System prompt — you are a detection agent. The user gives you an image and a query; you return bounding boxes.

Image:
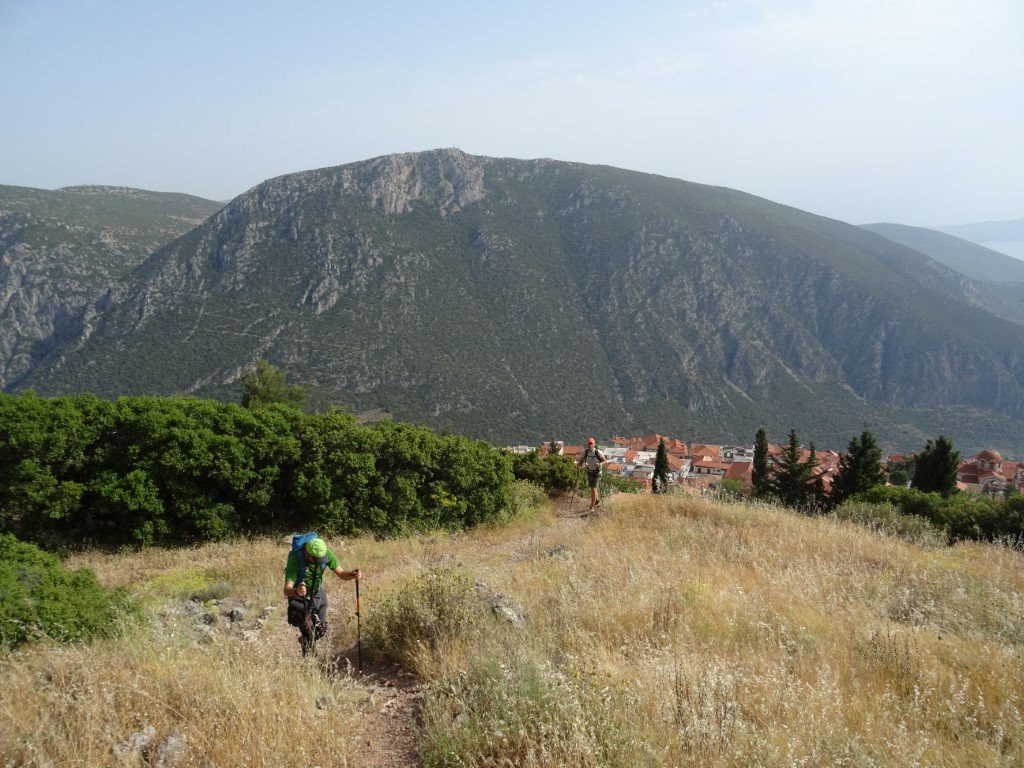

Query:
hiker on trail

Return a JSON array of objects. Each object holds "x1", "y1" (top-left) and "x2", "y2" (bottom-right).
[
  {"x1": 577, "y1": 437, "x2": 607, "y2": 511},
  {"x1": 283, "y1": 536, "x2": 360, "y2": 654}
]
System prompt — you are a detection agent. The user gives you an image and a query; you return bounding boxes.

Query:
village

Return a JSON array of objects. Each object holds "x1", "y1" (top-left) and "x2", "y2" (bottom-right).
[{"x1": 508, "y1": 435, "x2": 1024, "y2": 497}]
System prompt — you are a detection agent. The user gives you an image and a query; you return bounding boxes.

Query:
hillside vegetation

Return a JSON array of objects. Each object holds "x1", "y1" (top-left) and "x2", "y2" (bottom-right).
[
  {"x1": 17, "y1": 150, "x2": 1024, "y2": 453},
  {"x1": 0, "y1": 184, "x2": 223, "y2": 390},
  {"x1": 862, "y1": 222, "x2": 1024, "y2": 325},
  {"x1": 0, "y1": 392, "x2": 513, "y2": 549},
  {"x1": 2, "y1": 494, "x2": 1021, "y2": 767}
]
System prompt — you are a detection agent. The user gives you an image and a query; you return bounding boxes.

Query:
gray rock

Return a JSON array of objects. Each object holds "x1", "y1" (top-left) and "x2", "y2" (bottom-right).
[
  {"x1": 114, "y1": 725, "x2": 156, "y2": 762},
  {"x1": 489, "y1": 594, "x2": 526, "y2": 628},
  {"x1": 195, "y1": 625, "x2": 216, "y2": 644},
  {"x1": 154, "y1": 731, "x2": 188, "y2": 768}
]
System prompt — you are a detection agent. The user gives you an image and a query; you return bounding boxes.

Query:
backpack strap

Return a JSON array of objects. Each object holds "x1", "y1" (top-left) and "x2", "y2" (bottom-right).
[{"x1": 296, "y1": 554, "x2": 330, "y2": 593}]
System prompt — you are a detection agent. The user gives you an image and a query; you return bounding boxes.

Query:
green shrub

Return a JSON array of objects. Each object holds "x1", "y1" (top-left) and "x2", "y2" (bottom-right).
[
  {"x1": 0, "y1": 393, "x2": 516, "y2": 548},
  {"x1": 364, "y1": 568, "x2": 490, "y2": 670},
  {"x1": 602, "y1": 473, "x2": 643, "y2": 494},
  {"x1": 854, "y1": 485, "x2": 1024, "y2": 545},
  {"x1": 833, "y1": 500, "x2": 946, "y2": 547},
  {"x1": 511, "y1": 451, "x2": 578, "y2": 495},
  {"x1": 0, "y1": 534, "x2": 138, "y2": 649},
  {"x1": 507, "y1": 480, "x2": 548, "y2": 520}
]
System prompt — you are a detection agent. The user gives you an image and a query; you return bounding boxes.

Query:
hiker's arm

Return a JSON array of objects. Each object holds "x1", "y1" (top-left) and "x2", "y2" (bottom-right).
[
  {"x1": 334, "y1": 566, "x2": 361, "y2": 581},
  {"x1": 284, "y1": 580, "x2": 306, "y2": 598}
]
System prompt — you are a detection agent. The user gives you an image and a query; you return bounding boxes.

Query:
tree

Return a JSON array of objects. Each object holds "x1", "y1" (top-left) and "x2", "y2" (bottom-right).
[
  {"x1": 240, "y1": 360, "x2": 306, "y2": 410},
  {"x1": 751, "y1": 427, "x2": 771, "y2": 498},
  {"x1": 911, "y1": 435, "x2": 959, "y2": 498},
  {"x1": 652, "y1": 439, "x2": 670, "y2": 494},
  {"x1": 888, "y1": 466, "x2": 910, "y2": 487},
  {"x1": 772, "y1": 428, "x2": 815, "y2": 508},
  {"x1": 806, "y1": 443, "x2": 825, "y2": 507},
  {"x1": 718, "y1": 477, "x2": 744, "y2": 499},
  {"x1": 830, "y1": 428, "x2": 886, "y2": 506}
]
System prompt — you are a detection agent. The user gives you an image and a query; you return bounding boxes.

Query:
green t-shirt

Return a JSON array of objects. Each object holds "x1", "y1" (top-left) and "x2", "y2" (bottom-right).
[{"x1": 284, "y1": 548, "x2": 340, "y2": 594}]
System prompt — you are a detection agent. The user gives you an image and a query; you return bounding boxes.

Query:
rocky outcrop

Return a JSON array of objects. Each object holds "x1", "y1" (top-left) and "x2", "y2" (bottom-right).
[{"x1": 0, "y1": 185, "x2": 222, "y2": 388}]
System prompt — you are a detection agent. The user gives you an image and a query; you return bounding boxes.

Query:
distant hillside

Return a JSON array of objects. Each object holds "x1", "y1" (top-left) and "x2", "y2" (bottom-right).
[
  {"x1": 861, "y1": 223, "x2": 1024, "y2": 283},
  {"x1": 935, "y1": 217, "x2": 1024, "y2": 243},
  {"x1": 13, "y1": 151, "x2": 1024, "y2": 453},
  {"x1": 860, "y1": 222, "x2": 1024, "y2": 326},
  {"x1": 0, "y1": 185, "x2": 223, "y2": 389},
  {"x1": 933, "y1": 218, "x2": 1024, "y2": 263}
]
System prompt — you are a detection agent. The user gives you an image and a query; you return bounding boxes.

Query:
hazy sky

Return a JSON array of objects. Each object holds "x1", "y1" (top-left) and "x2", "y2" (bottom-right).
[{"x1": 2, "y1": 0, "x2": 1021, "y2": 226}]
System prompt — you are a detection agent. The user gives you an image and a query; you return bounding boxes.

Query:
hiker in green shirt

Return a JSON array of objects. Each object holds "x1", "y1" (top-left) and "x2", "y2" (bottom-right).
[{"x1": 283, "y1": 537, "x2": 360, "y2": 655}]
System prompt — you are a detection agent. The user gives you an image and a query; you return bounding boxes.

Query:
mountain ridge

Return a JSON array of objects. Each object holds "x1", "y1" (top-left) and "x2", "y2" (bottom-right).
[
  {"x1": 0, "y1": 183, "x2": 224, "y2": 389},
  {"x1": 9, "y1": 150, "x2": 1024, "y2": 452}
]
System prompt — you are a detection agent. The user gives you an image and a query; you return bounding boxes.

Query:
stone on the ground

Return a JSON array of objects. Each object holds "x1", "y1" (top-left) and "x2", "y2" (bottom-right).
[
  {"x1": 114, "y1": 725, "x2": 156, "y2": 762},
  {"x1": 154, "y1": 731, "x2": 188, "y2": 768}
]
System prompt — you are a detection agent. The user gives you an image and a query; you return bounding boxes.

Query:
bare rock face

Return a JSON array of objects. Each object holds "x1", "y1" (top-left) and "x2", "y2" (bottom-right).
[
  {"x1": 0, "y1": 185, "x2": 222, "y2": 389},
  {"x1": 357, "y1": 148, "x2": 487, "y2": 216}
]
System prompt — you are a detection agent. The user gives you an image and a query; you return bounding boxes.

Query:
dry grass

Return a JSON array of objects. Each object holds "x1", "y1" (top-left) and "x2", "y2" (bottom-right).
[
  {"x1": 3, "y1": 495, "x2": 1022, "y2": 766},
  {"x1": 417, "y1": 494, "x2": 1024, "y2": 767}
]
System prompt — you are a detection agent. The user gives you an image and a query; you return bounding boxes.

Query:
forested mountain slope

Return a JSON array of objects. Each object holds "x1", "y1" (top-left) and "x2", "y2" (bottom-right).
[
  {"x1": 0, "y1": 184, "x2": 223, "y2": 389},
  {"x1": 862, "y1": 222, "x2": 1024, "y2": 325},
  {"x1": 17, "y1": 151, "x2": 1024, "y2": 451}
]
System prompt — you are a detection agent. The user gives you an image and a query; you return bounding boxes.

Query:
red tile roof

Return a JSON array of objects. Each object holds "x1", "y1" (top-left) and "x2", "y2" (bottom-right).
[{"x1": 691, "y1": 444, "x2": 721, "y2": 458}]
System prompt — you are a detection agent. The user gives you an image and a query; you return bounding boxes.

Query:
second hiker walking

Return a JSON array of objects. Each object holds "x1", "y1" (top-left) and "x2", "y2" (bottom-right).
[{"x1": 577, "y1": 437, "x2": 607, "y2": 512}]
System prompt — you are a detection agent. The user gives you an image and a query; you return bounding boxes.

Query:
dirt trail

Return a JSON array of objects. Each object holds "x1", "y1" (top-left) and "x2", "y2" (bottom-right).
[{"x1": 270, "y1": 494, "x2": 592, "y2": 768}]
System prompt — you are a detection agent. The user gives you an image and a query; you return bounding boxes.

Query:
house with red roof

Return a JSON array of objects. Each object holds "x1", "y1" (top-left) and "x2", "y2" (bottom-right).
[
  {"x1": 957, "y1": 450, "x2": 1022, "y2": 496},
  {"x1": 723, "y1": 461, "x2": 752, "y2": 489}
]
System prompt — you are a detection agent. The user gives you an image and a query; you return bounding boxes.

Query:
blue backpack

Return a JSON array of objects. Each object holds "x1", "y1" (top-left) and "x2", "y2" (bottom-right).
[{"x1": 290, "y1": 531, "x2": 329, "y2": 589}]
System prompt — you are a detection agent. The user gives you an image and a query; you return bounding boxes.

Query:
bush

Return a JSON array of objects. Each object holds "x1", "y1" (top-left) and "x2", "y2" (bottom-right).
[
  {"x1": 0, "y1": 393, "x2": 517, "y2": 548},
  {"x1": 0, "y1": 534, "x2": 138, "y2": 649},
  {"x1": 602, "y1": 473, "x2": 643, "y2": 494},
  {"x1": 511, "y1": 451, "x2": 578, "y2": 495},
  {"x1": 364, "y1": 568, "x2": 491, "y2": 675},
  {"x1": 507, "y1": 480, "x2": 548, "y2": 521},
  {"x1": 833, "y1": 500, "x2": 946, "y2": 547},
  {"x1": 854, "y1": 485, "x2": 1024, "y2": 545}
]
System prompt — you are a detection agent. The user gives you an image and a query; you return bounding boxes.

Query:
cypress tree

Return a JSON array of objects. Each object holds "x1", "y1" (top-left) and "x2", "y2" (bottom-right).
[
  {"x1": 653, "y1": 438, "x2": 670, "y2": 494},
  {"x1": 806, "y1": 443, "x2": 825, "y2": 507},
  {"x1": 912, "y1": 435, "x2": 959, "y2": 497},
  {"x1": 752, "y1": 427, "x2": 771, "y2": 498},
  {"x1": 831, "y1": 428, "x2": 885, "y2": 506},
  {"x1": 772, "y1": 428, "x2": 813, "y2": 507}
]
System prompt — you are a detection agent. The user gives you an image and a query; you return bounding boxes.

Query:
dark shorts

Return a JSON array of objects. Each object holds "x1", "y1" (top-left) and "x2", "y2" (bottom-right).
[
  {"x1": 587, "y1": 469, "x2": 601, "y2": 489},
  {"x1": 287, "y1": 592, "x2": 328, "y2": 638}
]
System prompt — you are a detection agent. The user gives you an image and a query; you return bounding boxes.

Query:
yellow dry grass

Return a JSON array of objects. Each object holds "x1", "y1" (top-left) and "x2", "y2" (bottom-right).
[{"x1": 2, "y1": 495, "x2": 1022, "y2": 767}]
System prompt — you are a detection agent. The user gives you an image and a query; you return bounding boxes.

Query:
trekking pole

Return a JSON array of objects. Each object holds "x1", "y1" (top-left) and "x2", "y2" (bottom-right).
[
  {"x1": 354, "y1": 574, "x2": 362, "y2": 672},
  {"x1": 299, "y1": 583, "x2": 315, "y2": 657}
]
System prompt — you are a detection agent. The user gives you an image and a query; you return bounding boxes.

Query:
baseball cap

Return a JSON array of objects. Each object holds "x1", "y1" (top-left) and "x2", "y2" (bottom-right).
[{"x1": 305, "y1": 538, "x2": 328, "y2": 559}]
